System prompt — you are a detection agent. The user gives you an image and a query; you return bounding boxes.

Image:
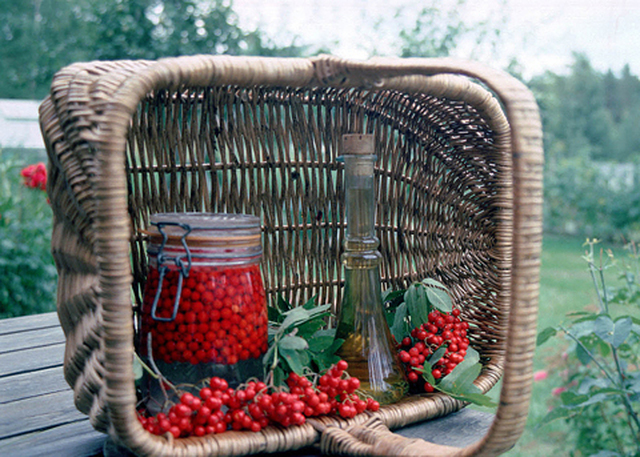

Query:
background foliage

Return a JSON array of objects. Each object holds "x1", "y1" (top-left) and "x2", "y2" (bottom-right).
[
  {"x1": 537, "y1": 241, "x2": 640, "y2": 456},
  {"x1": 529, "y1": 55, "x2": 640, "y2": 240},
  {"x1": 0, "y1": 151, "x2": 56, "y2": 318},
  {"x1": 0, "y1": 0, "x2": 308, "y2": 100}
]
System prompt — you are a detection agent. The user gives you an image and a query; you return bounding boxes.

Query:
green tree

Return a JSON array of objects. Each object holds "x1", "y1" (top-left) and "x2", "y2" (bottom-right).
[
  {"x1": 0, "y1": 0, "x2": 94, "y2": 99},
  {"x1": 530, "y1": 54, "x2": 617, "y2": 163},
  {"x1": 376, "y1": 0, "x2": 506, "y2": 59},
  {"x1": 0, "y1": 0, "x2": 305, "y2": 100},
  {"x1": 529, "y1": 53, "x2": 640, "y2": 238}
]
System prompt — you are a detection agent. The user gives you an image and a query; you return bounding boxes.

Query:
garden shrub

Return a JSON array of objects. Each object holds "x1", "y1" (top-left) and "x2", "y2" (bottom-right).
[
  {"x1": 538, "y1": 240, "x2": 640, "y2": 456},
  {"x1": 0, "y1": 150, "x2": 57, "y2": 318},
  {"x1": 544, "y1": 158, "x2": 640, "y2": 241}
]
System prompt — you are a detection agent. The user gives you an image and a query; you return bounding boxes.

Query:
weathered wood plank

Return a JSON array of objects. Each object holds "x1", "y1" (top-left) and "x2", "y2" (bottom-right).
[
  {"x1": 0, "y1": 325, "x2": 65, "y2": 355},
  {"x1": 0, "y1": 419, "x2": 104, "y2": 457},
  {"x1": 395, "y1": 408, "x2": 494, "y2": 447},
  {"x1": 0, "y1": 366, "x2": 69, "y2": 404},
  {"x1": 0, "y1": 343, "x2": 64, "y2": 378},
  {"x1": 0, "y1": 312, "x2": 60, "y2": 335},
  {"x1": 0, "y1": 389, "x2": 85, "y2": 439}
]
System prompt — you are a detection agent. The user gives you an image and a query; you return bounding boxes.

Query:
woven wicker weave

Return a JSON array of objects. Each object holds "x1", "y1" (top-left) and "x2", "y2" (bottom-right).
[{"x1": 40, "y1": 55, "x2": 543, "y2": 456}]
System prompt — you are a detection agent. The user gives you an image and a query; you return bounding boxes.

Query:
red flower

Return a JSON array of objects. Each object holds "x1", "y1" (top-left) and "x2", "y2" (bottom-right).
[
  {"x1": 533, "y1": 370, "x2": 548, "y2": 382},
  {"x1": 20, "y1": 162, "x2": 47, "y2": 191}
]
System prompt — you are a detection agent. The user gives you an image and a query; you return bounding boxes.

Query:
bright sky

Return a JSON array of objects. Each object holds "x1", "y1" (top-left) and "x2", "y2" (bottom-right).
[{"x1": 232, "y1": 0, "x2": 640, "y2": 78}]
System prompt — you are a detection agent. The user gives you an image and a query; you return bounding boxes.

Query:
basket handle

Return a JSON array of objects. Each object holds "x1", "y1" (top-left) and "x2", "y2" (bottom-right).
[{"x1": 320, "y1": 417, "x2": 462, "y2": 457}]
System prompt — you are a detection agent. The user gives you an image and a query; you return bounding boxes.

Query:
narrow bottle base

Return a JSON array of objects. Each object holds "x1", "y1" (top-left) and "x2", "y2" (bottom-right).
[{"x1": 336, "y1": 352, "x2": 408, "y2": 405}]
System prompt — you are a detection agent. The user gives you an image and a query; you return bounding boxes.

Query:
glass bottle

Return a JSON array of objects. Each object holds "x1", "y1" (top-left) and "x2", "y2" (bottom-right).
[
  {"x1": 139, "y1": 212, "x2": 268, "y2": 413},
  {"x1": 335, "y1": 134, "x2": 407, "y2": 405}
]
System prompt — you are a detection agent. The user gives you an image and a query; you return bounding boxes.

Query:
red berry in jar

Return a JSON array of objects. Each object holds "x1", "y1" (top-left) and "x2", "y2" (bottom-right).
[{"x1": 139, "y1": 213, "x2": 267, "y2": 411}]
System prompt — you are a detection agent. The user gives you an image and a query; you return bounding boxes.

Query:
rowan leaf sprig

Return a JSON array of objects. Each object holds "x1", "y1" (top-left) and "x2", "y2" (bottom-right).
[{"x1": 264, "y1": 295, "x2": 343, "y2": 387}]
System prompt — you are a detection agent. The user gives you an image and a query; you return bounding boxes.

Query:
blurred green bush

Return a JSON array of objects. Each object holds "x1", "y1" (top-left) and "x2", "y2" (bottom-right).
[
  {"x1": 0, "y1": 150, "x2": 57, "y2": 318},
  {"x1": 544, "y1": 158, "x2": 640, "y2": 241}
]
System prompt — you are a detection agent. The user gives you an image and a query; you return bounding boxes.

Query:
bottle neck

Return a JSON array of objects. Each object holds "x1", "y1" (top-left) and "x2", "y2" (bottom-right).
[{"x1": 343, "y1": 154, "x2": 379, "y2": 251}]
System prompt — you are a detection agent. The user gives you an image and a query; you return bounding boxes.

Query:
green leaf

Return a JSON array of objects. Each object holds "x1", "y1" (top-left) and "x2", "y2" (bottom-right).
[
  {"x1": 570, "y1": 319, "x2": 595, "y2": 338},
  {"x1": 382, "y1": 288, "x2": 406, "y2": 305},
  {"x1": 439, "y1": 359, "x2": 482, "y2": 394},
  {"x1": 462, "y1": 346, "x2": 481, "y2": 365},
  {"x1": 390, "y1": 302, "x2": 410, "y2": 343},
  {"x1": 613, "y1": 317, "x2": 632, "y2": 348},
  {"x1": 444, "y1": 390, "x2": 497, "y2": 408},
  {"x1": 278, "y1": 335, "x2": 308, "y2": 351},
  {"x1": 133, "y1": 355, "x2": 143, "y2": 381},
  {"x1": 593, "y1": 314, "x2": 614, "y2": 344},
  {"x1": 421, "y1": 278, "x2": 447, "y2": 289},
  {"x1": 559, "y1": 391, "x2": 589, "y2": 406},
  {"x1": 273, "y1": 366, "x2": 287, "y2": 387},
  {"x1": 539, "y1": 406, "x2": 573, "y2": 425},
  {"x1": 565, "y1": 310, "x2": 593, "y2": 318},
  {"x1": 279, "y1": 347, "x2": 310, "y2": 375},
  {"x1": 268, "y1": 305, "x2": 282, "y2": 324},
  {"x1": 313, "y1": 328, "x2": 337, "y2": 339},
  {"x1": 420, "y1": 367, "x2": 436, "y2": 386},
  {"x1": 571, "y1": 313, "x2": 599, "y2": 324},
  {"x1": 588, "y1": 451, "x2": 620, "y2": 457},
  {"x1": 307, "y1": 334, "x2": 336, "y2": 353},
  {"x1": 560, "y1": 391, "x2": 612, "y2": 409},
  {"x1": 383, "y1": 289, "x2": 406, "y2": 328},
  {"x1": 279, "y1": 303, "x2": 332, "y2": 334},
  {"x1": 262, "y1": 344, "x2": 276, "y2": 367},
  {"x1": 425, "y1": 287, "x2": 453, "y2": 313},
  {"x1": 576, "y1": 342, "x2": 592, "y2": 365},
  {"x1": 405, "y1": 283, "x2": 430, "y2": 327},
  {"x1": 598, "y1": 339, "x2": 611, "y2": 357},
  {"x1": 537, "y1": 327, "x2": 558, "y2": 346},
  {"x1": 278, "y1": 306, "x2": 310, "y2": 334},
  {"x1": 424, "y1": 346, "x2": 448, "y2": 371},
  {"x1": 416, "y1": 346, "x2": 447, "y2": 378},
  {"x1": 306, "y1": 303, "x2": 333, "y2": 319},
  {"x1": 627, "y1": 374, "x2": 640, "y2": 394},
  {"x1": 311, "y1": 338, "x2": 343, "y2": 371},
  {"x1": 296, "y1": 318, "x2": 327, "y2": 340},
  {"x1": 276, "y1": 295, "x2": 293, "y2": 314},
  {"x1": 302, "y1": 295, "x2": 318, "y2": 310}
]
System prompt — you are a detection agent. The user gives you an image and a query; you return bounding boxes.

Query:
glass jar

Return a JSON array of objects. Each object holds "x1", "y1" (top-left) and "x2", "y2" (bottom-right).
[{"x1": 139, "y1": 212, "x2": 267, "y2": 411}]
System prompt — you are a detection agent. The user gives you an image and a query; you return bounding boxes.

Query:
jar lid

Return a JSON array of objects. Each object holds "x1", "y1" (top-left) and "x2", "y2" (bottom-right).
[{"x1": 144, "y1": 212, "x2": 261, "y2": 247}]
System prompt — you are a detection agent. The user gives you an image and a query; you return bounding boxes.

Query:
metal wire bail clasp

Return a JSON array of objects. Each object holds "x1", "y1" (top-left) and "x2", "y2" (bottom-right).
[{"x1": 149, "y1": 221, "x2": 193, "y2": 322}]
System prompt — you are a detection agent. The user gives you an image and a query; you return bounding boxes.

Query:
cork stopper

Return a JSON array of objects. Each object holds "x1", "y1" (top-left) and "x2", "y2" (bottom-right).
[{"x1": 342, "y1": 134, "x2": 375, "y2": 155}]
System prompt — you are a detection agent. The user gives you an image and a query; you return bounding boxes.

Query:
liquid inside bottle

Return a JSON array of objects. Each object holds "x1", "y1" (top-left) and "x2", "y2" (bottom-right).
[{"x1": 335, "y1": 134, "x2": 407, "y2": 405}]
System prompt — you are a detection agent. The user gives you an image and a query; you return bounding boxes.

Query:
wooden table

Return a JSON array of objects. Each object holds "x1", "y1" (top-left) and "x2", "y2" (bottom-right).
[{"x1": 0, "y1": 312, "x2": 494, "y2": 457}]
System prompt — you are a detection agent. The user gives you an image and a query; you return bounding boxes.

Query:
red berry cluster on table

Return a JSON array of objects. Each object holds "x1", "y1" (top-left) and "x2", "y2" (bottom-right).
[
  {"x1": 397, "y1": 308, "x2": 470, "y2": 393},
  {"x1": 137, "y1": 361, "x2": 380, "y2": 438},
  {"x1": 140, "y1": 264, "x2": 268, "y2": 365}
]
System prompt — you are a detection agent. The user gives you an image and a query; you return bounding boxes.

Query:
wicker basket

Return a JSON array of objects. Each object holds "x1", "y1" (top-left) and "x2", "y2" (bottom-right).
[{"x1": 40, "y1": 55, "x2": 543, "y2": 456}]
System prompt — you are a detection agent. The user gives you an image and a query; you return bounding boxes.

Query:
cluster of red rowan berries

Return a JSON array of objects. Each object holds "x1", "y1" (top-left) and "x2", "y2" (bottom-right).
[
  {"x1": 397, "y1": 308, "x2": 470, "y2": 392},
  {"x1": 140, "y1": 265, "x2": 268, "y2": 365},
  {"x1": 137, "y1": 361, "x2": 379, "y2": 438}
]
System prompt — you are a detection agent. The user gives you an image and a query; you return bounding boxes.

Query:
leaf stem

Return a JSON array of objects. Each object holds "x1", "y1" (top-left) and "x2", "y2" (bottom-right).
[
  {"x1": 146, "y1": 333, "x2": 175, "y2": 403},
  {"x1": 560, "y1": 326, "x2": 615, "y2": 385},
  {"x1": 611, "y1": 340, "x2": 640, "y2": 447},
  {"x1": 587, "y1": 261, "x2": 607, "y2": 314}
]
